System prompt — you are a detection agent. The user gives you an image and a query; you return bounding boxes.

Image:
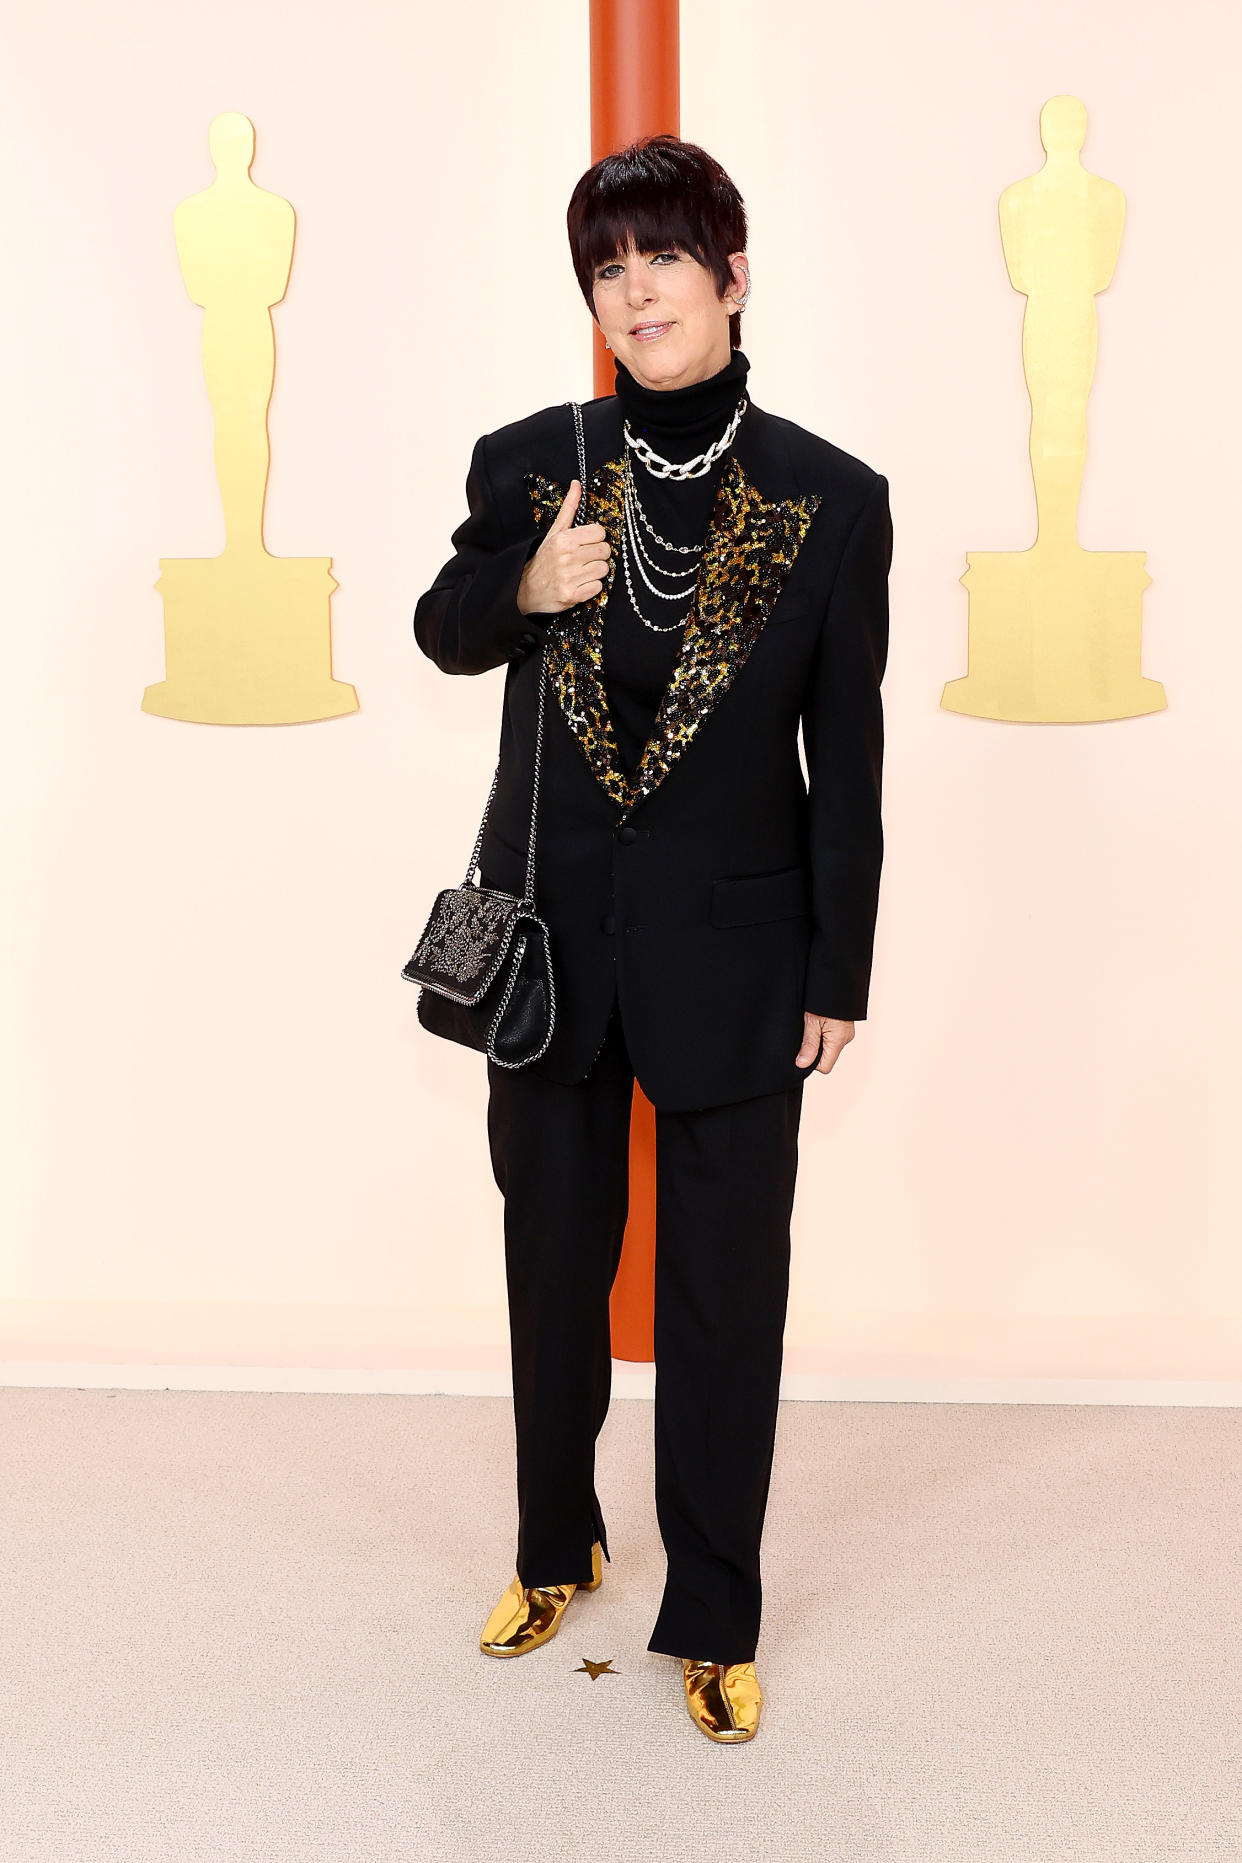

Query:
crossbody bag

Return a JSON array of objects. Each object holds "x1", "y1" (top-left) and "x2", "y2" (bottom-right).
[{"x1": 400, "y1": 399, "x2": 590, "y2": 1068}]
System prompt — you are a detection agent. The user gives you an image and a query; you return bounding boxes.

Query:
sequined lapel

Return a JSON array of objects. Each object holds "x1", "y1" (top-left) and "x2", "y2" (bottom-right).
[
  {"x1": 524, "y1": 427, "x2": 822, "y2": 817},
  {"x1": 525, "y1": 454, "x2": 633, "y2": 812}
]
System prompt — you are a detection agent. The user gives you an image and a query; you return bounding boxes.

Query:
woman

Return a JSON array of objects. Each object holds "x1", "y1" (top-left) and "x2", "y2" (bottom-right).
[{"x1": 414, "y1": 135, "x2": 892, "y2": 1744}]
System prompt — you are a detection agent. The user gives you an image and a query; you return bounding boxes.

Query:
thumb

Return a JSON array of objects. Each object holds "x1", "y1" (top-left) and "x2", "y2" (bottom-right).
[
  {"x1": 795, "y1": 1014, "x2": 824, "y2": 1066},
  {"x1": 547, "y1": 478, "x2": 583, "y2": 531}
]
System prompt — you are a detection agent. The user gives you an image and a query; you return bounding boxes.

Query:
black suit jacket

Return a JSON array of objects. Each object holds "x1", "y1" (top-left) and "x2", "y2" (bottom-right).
[{"x1": 413, "y1": 391, "x2": 892, "y2": 1111}]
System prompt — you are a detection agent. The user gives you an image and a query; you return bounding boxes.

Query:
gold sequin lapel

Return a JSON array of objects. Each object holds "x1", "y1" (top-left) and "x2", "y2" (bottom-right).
[{"x1": 524, "y1": 452, "x2": 821, "y2": 816}]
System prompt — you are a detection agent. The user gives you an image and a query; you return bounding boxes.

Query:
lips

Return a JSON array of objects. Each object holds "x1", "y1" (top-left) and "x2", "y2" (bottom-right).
[{"x1": 631, "y1": 321, "x2": 674, "y2": 341}]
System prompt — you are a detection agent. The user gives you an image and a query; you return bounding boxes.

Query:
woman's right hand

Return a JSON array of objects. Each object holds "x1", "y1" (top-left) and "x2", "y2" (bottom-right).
[{"x1": 517, "y1": 479, "x2": 612, "y2": 615}]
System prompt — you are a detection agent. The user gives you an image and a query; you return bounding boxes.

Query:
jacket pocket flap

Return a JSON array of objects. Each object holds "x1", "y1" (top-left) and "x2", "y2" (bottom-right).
[
  {"x1": 710, "y1": 863, "x2": 811, "y2": 927},
  {"x1": 766, "y1": 589, "x2": 814, "y2": 627}
]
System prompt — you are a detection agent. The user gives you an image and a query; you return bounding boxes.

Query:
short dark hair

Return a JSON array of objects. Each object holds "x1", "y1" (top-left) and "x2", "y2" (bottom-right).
[{"x1": 566, "y1": 135, "x2": 748, "y2": 349}]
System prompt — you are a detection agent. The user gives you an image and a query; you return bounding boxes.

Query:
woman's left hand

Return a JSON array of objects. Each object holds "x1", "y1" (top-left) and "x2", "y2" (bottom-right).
[{"x1": 796, "y1": 1013, "x2": 855, "y2": 1076}]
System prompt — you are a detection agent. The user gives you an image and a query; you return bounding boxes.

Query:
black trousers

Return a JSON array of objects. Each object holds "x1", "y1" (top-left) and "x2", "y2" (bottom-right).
[{"x1": 485, "y1": 992, "x2": 805, "y2": 1665}]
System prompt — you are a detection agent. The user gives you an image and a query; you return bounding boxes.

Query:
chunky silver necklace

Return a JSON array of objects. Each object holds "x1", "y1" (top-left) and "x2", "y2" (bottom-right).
[{"x1": 620, "y1": 393, "x2": 748, "y2": 633}]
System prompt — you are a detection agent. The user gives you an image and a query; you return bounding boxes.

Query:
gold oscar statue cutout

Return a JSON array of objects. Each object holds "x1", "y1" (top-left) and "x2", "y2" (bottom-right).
[
  {"x1": 942, "y1": 96, "x2": 1165, "y2": 722},
  {"x1": 143, "y1": 113, "x2": 357, "y2": 724}
]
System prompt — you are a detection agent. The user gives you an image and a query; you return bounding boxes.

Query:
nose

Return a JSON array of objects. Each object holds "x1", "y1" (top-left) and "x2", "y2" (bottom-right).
[{"x1": 625, "y1": 264, "x2": 653, "y2": 306}]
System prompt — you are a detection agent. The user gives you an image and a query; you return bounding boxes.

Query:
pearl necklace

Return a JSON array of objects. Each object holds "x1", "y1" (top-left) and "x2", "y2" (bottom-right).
[{"x1": 620, "y1": 394, "x2": 748, "y2": 633}]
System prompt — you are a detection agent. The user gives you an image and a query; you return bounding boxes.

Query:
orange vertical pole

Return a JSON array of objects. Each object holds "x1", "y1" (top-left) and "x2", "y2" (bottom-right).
[{"x1": 589, "y1": 0, "x2": 678, "y2": 1363}]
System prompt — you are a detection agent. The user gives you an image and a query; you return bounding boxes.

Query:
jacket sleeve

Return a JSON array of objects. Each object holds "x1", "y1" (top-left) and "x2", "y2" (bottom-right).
[
  {"x1": 413, "y1": 431, "x2": 550, "y2": 675},
  {"x1": 800, "y1": 471, "x2": 893, "y2": 1021}
]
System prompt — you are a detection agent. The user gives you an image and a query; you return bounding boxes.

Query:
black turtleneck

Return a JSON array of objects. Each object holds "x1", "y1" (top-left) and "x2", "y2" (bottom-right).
[{"x1": 604, "y1": 346, "x2": 751, "y2": 776}]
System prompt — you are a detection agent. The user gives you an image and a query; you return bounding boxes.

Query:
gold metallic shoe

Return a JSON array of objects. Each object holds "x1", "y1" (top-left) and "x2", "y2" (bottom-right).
[
  {"x1": 682, "y1": 1659, "x2": 763, "y2": 1742},
  {"x1": 479, "y1": 1540, "x2": 604, "y2": 1658}
]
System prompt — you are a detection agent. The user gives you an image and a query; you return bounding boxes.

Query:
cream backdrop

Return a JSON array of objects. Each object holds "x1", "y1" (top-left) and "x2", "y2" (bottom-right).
[{"x1": 2, "y1": 0, "x2": 1239, "y2": 1396}]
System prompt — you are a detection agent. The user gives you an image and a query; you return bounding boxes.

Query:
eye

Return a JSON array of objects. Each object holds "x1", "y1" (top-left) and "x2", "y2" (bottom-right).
[{"x1": 595, "y1": 249, "x2": 681, "y2": 281}]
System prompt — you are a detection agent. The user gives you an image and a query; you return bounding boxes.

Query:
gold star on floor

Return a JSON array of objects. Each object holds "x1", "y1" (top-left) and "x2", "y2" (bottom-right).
[{"x1": 575, "y1": 1657, "x2": 618, "y2": 1680}]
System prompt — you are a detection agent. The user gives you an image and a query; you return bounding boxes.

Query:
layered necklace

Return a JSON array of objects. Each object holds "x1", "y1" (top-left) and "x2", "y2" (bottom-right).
[{"x1": 620, "y1": 390, "x2": 749, "y2": 634}]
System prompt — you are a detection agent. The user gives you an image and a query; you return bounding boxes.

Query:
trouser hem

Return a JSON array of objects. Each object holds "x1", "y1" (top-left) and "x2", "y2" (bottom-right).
[{"x1": 646, "y1": 1632, "x2": 760, "y2": 1665}]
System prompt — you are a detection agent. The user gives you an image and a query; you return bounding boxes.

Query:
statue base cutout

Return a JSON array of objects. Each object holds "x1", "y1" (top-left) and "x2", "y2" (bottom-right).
[
  {"x1": 144, "y1": 550, "x2": 358, "y2": 724},
  {"x1": 941, "y1": 541, "x2": 1166, "y2": 722}
]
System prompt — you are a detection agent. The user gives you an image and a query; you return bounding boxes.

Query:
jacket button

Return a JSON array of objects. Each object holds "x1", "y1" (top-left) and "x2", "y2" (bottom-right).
[
  {"x1": 616, "y1": 823, "x2": 637, "y2": 845},
  {"x1": 600, "y1": 913, "x2": 615, "y2": 934}
]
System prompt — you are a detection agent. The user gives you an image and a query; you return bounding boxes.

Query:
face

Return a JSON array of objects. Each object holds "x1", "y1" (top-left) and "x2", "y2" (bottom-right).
[{"x1": 592, "y1": 239, "x2": 749, "y2": 391}]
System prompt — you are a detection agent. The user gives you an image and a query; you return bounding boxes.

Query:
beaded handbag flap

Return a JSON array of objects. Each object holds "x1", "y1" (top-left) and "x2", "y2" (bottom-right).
[{"x1": 401, "y1": 882, "x2": 524, "y2": 1004}]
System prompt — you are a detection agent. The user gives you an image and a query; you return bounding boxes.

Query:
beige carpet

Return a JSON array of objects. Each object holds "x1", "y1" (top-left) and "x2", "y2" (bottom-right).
[{"x1": 0, "y1": 1388, "x2": 1237, "y2": 1861}]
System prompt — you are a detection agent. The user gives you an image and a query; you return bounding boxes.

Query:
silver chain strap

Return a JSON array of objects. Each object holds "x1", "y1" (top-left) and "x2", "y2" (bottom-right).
[{"x1": 462, "y1": 399, "x2": 590, "y2": 907}]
